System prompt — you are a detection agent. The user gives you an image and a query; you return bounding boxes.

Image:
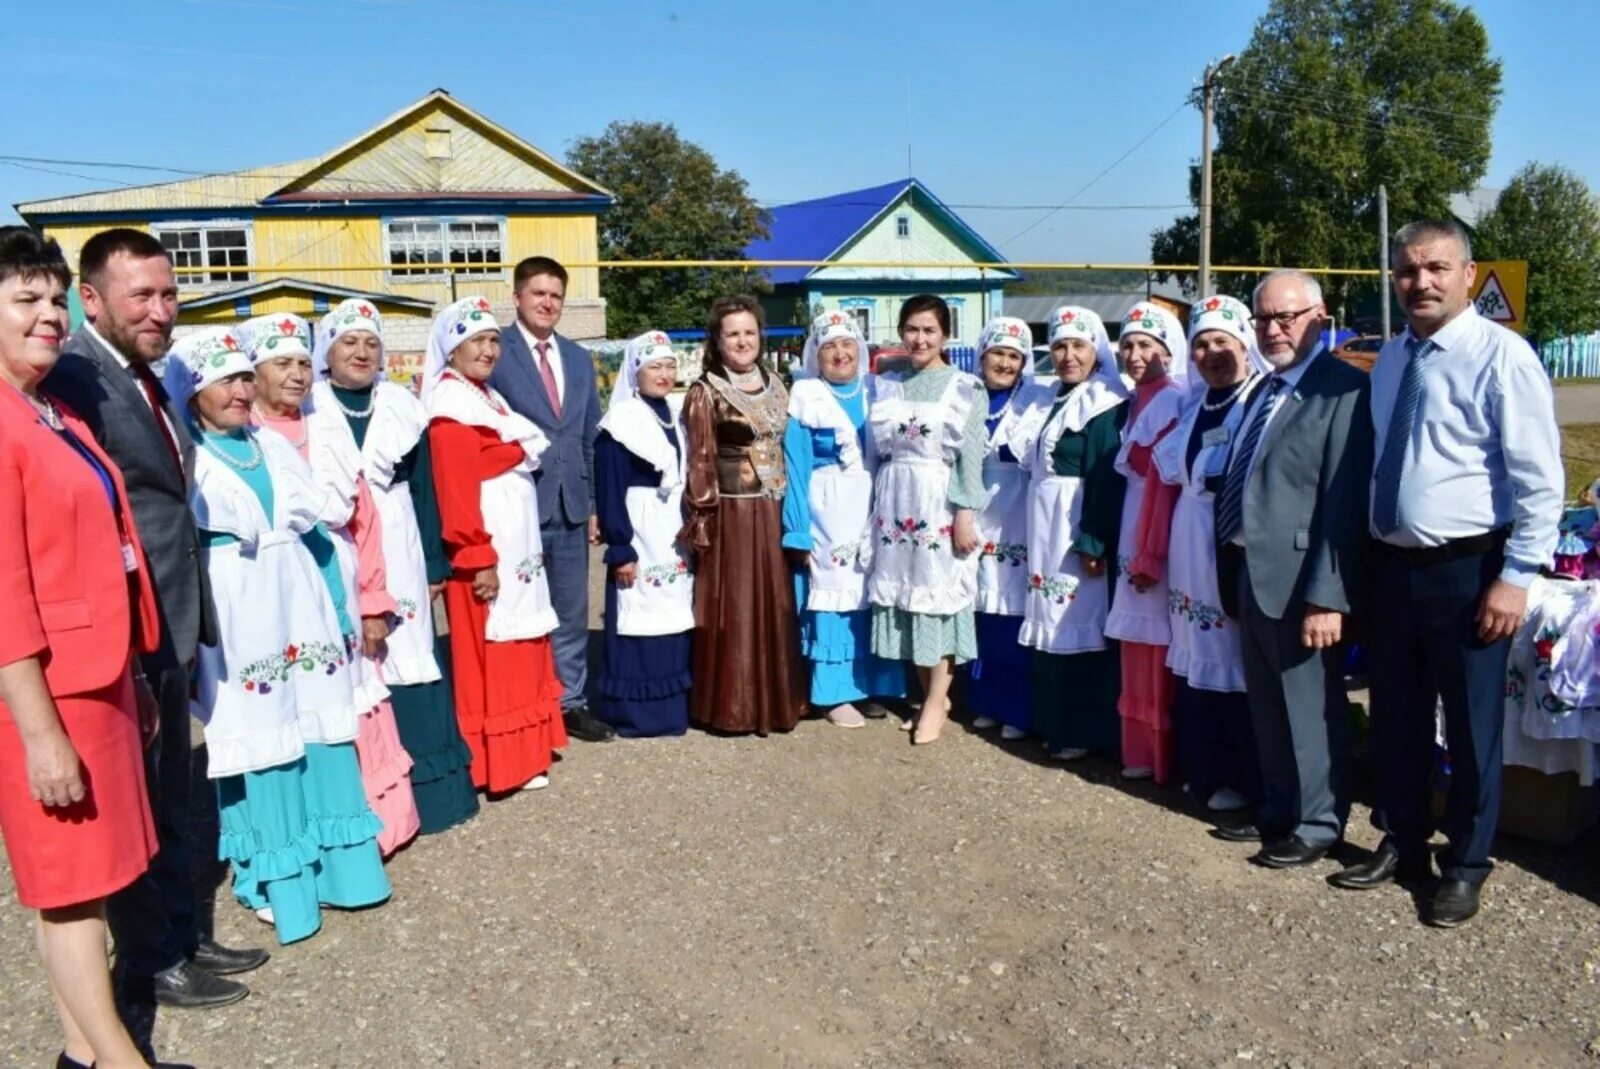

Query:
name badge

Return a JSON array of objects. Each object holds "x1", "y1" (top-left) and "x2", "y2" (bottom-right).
[
  {"x1": 1201, "y1": 426, "x2": 1231, "y2": 448},
  {"x1": 121, "y1": 539, "x2": 139, "y2": 574}
]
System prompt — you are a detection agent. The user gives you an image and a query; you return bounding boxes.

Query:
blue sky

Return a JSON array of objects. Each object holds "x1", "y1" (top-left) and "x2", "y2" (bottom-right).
[{"x1": 3, "y1": 0, "x2": 1597, "y2": 264}]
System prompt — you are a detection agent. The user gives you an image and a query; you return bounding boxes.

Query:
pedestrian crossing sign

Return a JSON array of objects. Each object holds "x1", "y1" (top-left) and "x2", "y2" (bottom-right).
[{"x1": 1469, "y1": 260, "x2": 1527, "y2": 329}]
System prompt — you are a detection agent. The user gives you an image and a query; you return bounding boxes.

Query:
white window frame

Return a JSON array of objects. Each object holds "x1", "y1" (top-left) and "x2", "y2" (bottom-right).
[
  {"x1": 946, "y1": 302, "x2": 963, "y2": 342},
  {"x1": 895, "y1": 214, "x2": 910, "y2": 239},
  {"x1": 383, "y1": 216, "x2": 507, "y2": 282},
  {"x1": 842, "y1": 305, "x2": 872, "y2": 342},
  {"x1": 151, "y1": 219, "x2": 253, "y2": 288}
]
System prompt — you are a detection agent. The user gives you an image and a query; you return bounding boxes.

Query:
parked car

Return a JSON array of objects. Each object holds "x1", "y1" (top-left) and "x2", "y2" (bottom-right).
[
  {"x1": 1334, "y1": 334, "x2": 1385, "y2": 373},
  {"x1": 870, "y1": 345, "x2": 909, "y2": 374}
]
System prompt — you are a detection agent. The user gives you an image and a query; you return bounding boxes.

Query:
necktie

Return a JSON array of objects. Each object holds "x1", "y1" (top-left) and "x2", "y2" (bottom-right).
[
  {"x1": 130, "y1": 361, "x2": 184, "y2": 475},
  {"x1": 536, "y1": 340, "x2": 562, "y2": 419},
  {"x1": 1372, "y1": 338, "x2": 1429, "y2": 537},
  {"x1": 1214, "y1": 376, "x2": 1286, "y2": 546}
]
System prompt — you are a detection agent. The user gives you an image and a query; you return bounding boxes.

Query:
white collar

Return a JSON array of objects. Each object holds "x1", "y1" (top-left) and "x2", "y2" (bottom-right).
[
  {"x1": 516, "y1": 320, "x2": 558, "y2": 356},
  {"x1": 1402, "y1": 304, "x2": 1478, "y2": 354},
  {"x1": 1267, "y1": 344, "x2": 1323, "y2": 391}
]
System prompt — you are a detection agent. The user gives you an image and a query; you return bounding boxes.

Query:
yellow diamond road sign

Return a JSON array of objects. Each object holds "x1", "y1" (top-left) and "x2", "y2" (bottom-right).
[{"x1": 1469, "y1": 260, "x2": 1527, "y2": 329}]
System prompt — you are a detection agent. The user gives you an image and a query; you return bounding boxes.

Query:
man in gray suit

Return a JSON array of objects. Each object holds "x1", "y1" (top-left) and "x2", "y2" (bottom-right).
[
  {"x1": 1213, "y1": 269, "x2": 1373, "y2": 868},
  {"x1": 489, "y1": 256, "x2": 613, "y2": 742},
  {"x1": 45, "y1": 229, "x2": 266, "y2": 1008}
]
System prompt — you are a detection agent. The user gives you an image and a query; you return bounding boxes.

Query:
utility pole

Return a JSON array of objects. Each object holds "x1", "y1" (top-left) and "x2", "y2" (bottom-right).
[
  {"x1": 1198, "y1": 53, "x2": 1236, "y2": 298},
  {"x1": 1378, "y1": 183, "x2": 1391, "y2": 340}
]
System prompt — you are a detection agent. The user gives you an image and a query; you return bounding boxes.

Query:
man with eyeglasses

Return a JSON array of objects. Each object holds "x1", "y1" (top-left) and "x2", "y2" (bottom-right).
[
  {"x1": 1328, "y1": 220, "x2": 1562, "y2": 927},
  {"x1": 1213, "y1": 269, "x2": 1373, "y2": 872}
]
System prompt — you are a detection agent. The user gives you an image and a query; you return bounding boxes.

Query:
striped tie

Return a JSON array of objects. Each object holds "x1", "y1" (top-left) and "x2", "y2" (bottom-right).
[
  {"x1": 1372, "y1": 338, "x2": 1429, "y2": 537},
  {"x1": 1214, "y1": 376, "x2": 1285, "y2": 546}
]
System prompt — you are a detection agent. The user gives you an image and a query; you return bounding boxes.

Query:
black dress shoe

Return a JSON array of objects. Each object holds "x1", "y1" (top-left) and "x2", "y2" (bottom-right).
[
  {"x1": 192, "y1": 937, "x2": 270, "y2": 976},
  {"x1": 1426, "y1": 878, "x2": 1482, "y2": 928},
  {"x1": 563, "y1": 706, "x2": 615, "y2": 743},
  {"x1": 1212, "y1": 820, "x2": 1262, "y2": 843},
  {"x1": 858, "y1": 701, "x2": 890, "y2": 719},
  {"x1": 1328, "y1": 843, "x2": 1434, "y2": 890},
  {"x1": 1252, "y1": 834, "x2": 1332, "y2": 869},
  {"x1": 56, "y1": 1053, "x2": 91, "y2": 1069},
  {"x1": 139, "y1": 960, "x2": 250, "y2": 1009}
]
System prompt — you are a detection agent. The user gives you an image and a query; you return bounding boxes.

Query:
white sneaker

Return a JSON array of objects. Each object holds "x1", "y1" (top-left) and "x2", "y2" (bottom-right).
[
  {"x1": 1000, "y1": 725, "x2": 1027, "y2": 741},
  {"x1": 254, "y1": 906, "x2": 275, "y2": 926},
  {"x1": 898, "y1": 716, "x2": 915, "y2": 731},
  {"x1": 521, "y1": 774, "x2": 550, "y2": 791},
  {"x1": 1052, "y1": 746, "x2": 1089, "y2": 761},
  {"x1": 1121, "y1": 766, "x2": 1154, "y2": 780},
  {"x1": 971, "y1": 716, "x2": 999, "y2": 730},
  {"x1": 1207, "y1": 787, "x2": 1249, "y2": 812},
  {"x1": 827, "y1": 704, "x2": 867, "y2": 728}
]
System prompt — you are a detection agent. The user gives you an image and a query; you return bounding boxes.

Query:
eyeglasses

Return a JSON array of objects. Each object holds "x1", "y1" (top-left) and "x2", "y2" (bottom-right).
[{"x1": 1252, "y1": 306, "x2": 1318, "y2": 330}]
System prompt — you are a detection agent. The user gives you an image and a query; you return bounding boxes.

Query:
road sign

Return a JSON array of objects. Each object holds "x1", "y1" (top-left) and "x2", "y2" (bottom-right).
[{"x1": 1469, "y1": 260, "x2": 1527, "y2": 329}]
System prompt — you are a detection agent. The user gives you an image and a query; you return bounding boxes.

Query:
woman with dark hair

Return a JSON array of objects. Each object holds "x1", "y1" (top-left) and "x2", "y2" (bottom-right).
[
  {"x1": 0, "y1": 226, "x2": 172, "y2": 1069},
  {"x1": 867, "y1": 295, "x2": 986, "y2": 744},
  {"x1": 680, "y1": 296, "x2": 806, "y2": 734}
]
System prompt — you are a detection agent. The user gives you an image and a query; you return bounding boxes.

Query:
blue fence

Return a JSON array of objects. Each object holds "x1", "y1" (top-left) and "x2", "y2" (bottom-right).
[{"x1": 1541, "y1": 333, "x2": 1600, "y2": 380}]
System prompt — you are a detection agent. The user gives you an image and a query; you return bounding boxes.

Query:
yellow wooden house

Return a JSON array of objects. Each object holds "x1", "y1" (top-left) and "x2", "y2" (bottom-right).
[{"x1": 16, "y1": 89, "x2": 613, "y2": 382}]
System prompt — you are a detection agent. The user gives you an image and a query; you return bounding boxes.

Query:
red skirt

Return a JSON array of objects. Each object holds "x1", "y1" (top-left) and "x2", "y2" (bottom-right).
[
  {"x1": 444, "y1": 580, "x2": 568, "y2": 793},
  {"x1": 0, "y1": 667, "x2": 156, "y2": 909}
]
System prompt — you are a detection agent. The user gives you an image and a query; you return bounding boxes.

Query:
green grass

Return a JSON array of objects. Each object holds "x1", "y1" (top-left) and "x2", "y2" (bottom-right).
[{"x1": 1564, "y1": 422, "x2": 1600, "y2": 501}]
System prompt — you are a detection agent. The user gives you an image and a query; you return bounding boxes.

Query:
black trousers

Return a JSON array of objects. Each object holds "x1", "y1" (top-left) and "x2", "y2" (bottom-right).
[
  {"x1": 1367, "y1": 543, "x2": 1508, "y2": 885},
  {"x1": 107, "y1": 664, "x2": 199, "y2": 977}
]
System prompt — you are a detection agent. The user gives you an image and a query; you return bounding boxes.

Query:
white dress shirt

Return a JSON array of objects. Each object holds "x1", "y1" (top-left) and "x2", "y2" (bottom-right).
[
  {"x1": 516, "y1": 320, "x2": 565, "y2": 405},
  {"x1": 1226, "y1": 346, "x2": 1323, "y2": 547},
  {"x1": 87, "y1": 320, "x2": 180, "y2": 443},
  {"x1": 1369, "y1": 305, "x2": 1563, "y2": 586}
]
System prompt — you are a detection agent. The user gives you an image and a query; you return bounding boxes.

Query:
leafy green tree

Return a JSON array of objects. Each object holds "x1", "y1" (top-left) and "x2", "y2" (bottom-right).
[
  {"x1": 568, "y1": 121, "x2": 769, "y2": 336},
  {"x1": 1474, "y1": 163, "x2": 1600, "y2": 343},
  {"x1": 1151, "y1": 0, "x2": 1501, "y2": 315}
]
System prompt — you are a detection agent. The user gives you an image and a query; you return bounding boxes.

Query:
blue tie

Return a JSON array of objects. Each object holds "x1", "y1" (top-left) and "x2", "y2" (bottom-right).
[
  {"x1": 1372, "y1": 339, "x2": 1429, "y2": 537},
  {"x1": 1214, "y1": 376, "x2": 1285, "y2": 546}
]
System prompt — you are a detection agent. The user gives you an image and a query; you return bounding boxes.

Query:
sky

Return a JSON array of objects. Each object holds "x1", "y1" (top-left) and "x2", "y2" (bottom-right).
[{"x1": 4, "y1": 0, "x2": 1599, "y2": 264}]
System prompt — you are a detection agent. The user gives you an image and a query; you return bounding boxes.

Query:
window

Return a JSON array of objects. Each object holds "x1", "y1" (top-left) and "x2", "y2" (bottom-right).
[
  {"x1": 947, "y1": 303, "x2": 962, "y2": 342},
  {"x1": 385, "y1": 218, "x2": 505, "y2": 279},
  {"x1": 844, "y1": 306, "x2": 872, "y2": 341},
  {"x1": 895, "y1": 215, "x2": 910, "y2": 239},
  {"x1": 154, "y1": 222, "x2": 251, "y2": 286}
]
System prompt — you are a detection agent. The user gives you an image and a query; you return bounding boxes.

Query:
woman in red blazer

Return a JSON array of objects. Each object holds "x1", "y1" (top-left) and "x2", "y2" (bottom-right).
[{"x1": 0, "y1": 227, "x2": 167, "y2": 1069}]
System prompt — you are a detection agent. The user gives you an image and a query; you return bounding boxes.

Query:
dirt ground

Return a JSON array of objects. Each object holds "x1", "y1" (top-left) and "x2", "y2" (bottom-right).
[{"x1": 3, "y1": 559, "x2": 1600, "y2": 1067}]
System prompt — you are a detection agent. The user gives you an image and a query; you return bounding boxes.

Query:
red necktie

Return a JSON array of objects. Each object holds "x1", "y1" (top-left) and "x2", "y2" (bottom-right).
[
  {"x1": 536, "y1": 341, "x2": 562, "y2": 419},
  {"x1": 130, "y1": 361, "x2": 183, "y2": 475}
]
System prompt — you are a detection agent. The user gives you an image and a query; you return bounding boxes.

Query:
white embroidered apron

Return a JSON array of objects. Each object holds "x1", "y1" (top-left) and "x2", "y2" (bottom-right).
[
  {"x1": 599, "y1": 396, "x2": 696, "y2": 637},
  {"x1": 1016, "y1": 378, "x2": 1127, "y2": 655},
  {"x1": 1153, "y1": 380, "x2": 1261, "y2": 693},
  {"x1": 191, "y1": 429, "x2": 358, "y2": 778},
  {"x1": 1104, "y1": 382, "x2": 1186, "y2": 647},
  {"x1": 427, "y1": 373, "x2": 558, "y2": 642},
  {"x1": 310, "y1": 380, "x2": 441, "y2": 685},
  {"x1": 975, "y1": 382, "x2": 1049, "y2": 616},
  {"x1": 867, "y1": 371, "x2": 981, "y2": 616},
  {"x1": 788, "y1": 378, "x2": 875, "y2": 613}
]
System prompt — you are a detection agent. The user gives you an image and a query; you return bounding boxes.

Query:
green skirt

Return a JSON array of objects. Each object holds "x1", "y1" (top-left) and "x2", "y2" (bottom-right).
[
  {"x1": 870, "y1": 605, "x2": 977, "y2": 667},
  {"x1": 1031, "y1": 644, "x2": 1121, "y2": 755}
]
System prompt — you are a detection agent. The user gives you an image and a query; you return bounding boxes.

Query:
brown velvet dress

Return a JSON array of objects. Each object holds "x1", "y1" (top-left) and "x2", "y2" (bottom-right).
[{"x1": 680, "y1": 372, "x2": 807, "y2": 735}]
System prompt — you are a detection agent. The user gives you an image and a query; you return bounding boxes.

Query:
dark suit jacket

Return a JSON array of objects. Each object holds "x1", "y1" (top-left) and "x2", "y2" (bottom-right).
[
  {"x1": 490, "y1": 325, "x2": 600, "y2": 526},
  {"x1": 1217, "y1": 350, "x2": 1374, "y2": 622},
  {"x1": 43, "y1": 326, "x2": 216, "y2": 671}
]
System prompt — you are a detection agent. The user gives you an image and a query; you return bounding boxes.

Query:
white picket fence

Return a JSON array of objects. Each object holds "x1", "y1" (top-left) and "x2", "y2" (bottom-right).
[{"x1": 1541, "y1": 333, "x2": 1600, "y2": 380}]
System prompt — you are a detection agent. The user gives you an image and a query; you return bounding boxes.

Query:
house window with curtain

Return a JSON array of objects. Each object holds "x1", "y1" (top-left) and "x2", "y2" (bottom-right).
[
  {"x1": 153, "y1": 221, "x2": 252, "y2": 286},
  {"x1": 385, "y1": 217, "x2": 505, "y2": 280}
]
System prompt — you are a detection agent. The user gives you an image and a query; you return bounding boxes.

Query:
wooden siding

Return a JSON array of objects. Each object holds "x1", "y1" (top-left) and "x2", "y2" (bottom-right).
[
  {"x1": 42, "y1": 220, "x2": 149, "y2": 275},
  {"x1": 506, "y1": 216, "x2": 599, "y2": 299},
  {"x1": 812, "y1": 193, "x2": 998, "y2": 284},
  {"x1": 178, "y1": 291, "x2": 428, "y2": 325},
  {"x1": 18, "y1": 162, "x2": 313, "y2": 217}
]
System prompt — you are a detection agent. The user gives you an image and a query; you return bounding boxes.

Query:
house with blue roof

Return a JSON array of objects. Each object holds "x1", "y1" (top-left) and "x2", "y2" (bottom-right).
[{"x1": 746, "y1": 178, "x2": 1017, "y2": 346}]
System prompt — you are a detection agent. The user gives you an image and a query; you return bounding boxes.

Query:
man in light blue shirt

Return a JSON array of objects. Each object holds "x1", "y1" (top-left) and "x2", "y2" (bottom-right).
[{"x1": 1330, "y1": 219, "x2": 1563, "y2": 928}]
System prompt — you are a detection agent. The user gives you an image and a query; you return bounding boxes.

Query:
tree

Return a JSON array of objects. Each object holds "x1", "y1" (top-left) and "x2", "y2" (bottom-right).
[
  {"x1": 1474, "y1": 163, "x2": 1600, "y2": 344},
  {"x1": 568, "y1": 121, "x2": 769, "y2": 337},
  {"x1": 1150, "y1": 0, "x2": 1501, "y2": 315}
]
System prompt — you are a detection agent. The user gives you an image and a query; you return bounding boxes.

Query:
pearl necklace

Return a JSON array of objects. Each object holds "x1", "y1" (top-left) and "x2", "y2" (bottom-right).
[
  {"x1": 253, "y1": 404, "x2": 307, "y2": 449},
  {"x1": 202, "y1": 429, "x2": 264, "y2": 472},
  {"x1": 331, "y1": 385, "x2": 374, "y2": 419},
  {"x1": 448, "y1": 371, "x2": 507, "y2": 414},
  {"x1": 827, "y1": 377, "x2": 865, "y2": 402},
  {"x1": 1200, "y1": 374, "x2": 1255, "y2": 413}
]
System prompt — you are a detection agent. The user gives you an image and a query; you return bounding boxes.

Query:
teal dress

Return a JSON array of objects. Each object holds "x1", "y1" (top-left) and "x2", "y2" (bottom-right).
[
  {"x1": 1029, "y1": 402, "x2": 1128, "y2": 755},
  {"x1": 199, "y1": 427, "x2": 391, "y2": 946},
  {"x1": 869, "y1": 364, "x2": 988, "y2": 666},
  {"x1": 332, "y1": 383, "x2": 478, "y2": 834},
  {"x1": 781, "y1": 381, "x2": 908, "y2": 706}
]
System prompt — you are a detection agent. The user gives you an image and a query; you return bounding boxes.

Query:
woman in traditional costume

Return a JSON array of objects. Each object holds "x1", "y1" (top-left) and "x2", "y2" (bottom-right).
[
  {"x1": 594, "y1": 331, "x2": 695, "y2": 736},
  {"x1": 1017, "y1": 306, "x2": 1132, "y2": 760},
  {"x1": 310, "y1": 299, "x2": 478, "y2": 833},
  {"x1": 174, "y1": 327, "x2": 389, "y2": 946},
  {"x1": 782, "y1": 311, "x2": 906, "y2": 727},
  {"x1": 242, "y1": 313, "x2": 420, "y2": 856},
  {"x1": 421, "y1": 296, "x2": 567, "y2": 792}
]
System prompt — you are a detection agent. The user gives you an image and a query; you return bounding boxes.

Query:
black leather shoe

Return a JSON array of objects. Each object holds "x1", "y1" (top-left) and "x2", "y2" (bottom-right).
[
  {"x1": 138, "y1": 960, "x2": 250, "y2": 1009},
  {"x1": 858, "y1": 702, "x2": 890, "y2": 719},
  {"x1": 1252, "y1": 834, "x2": 1332, "y2": 869},
  {"x1": 56, "y1": 1053, "x2": 91, "y2": 1069},
  {"x1": 1211, "y1": 820, "x2": 1262, "y2": 843},
  {"x1": 1328, "y1": 843, "x2": 1434, "y2": 890},
  {"x1": 563, "y1": 707, "x2": 615, "y2": 743},
  {"x1": 1426, "y1": 878, "x2": 1481, "y2": 928},
  {"x1": 192, "y1": 937, "x2": 269, "y2": 976}
]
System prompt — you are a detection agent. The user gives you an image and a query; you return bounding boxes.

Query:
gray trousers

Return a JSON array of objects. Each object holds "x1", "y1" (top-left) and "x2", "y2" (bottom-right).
[
  {"x1": 543, "y1": 518, "x2": 591, "y2": 710},
  {"x1": 1238, "y1": 567, "x2": 1352, "y2": 847}
]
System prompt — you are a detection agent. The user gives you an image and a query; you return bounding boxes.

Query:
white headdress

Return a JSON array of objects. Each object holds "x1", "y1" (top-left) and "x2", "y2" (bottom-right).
[
  {"x1": 1187, "y1": 294, "x2": 1270, "y2": 376},
  {"x1": 799, "y1": 310, "x2": 867, "y2": 380},
  {"x1": 1119, "y1": 302, "x2": 1191, "y2": 387},
  {"x1": 165, "y1": 326, "x2": 252, "y2": 406},
  {"x1": 238, "y1": 313, "x2": 313, "y2": 365},
  {"x1": 609, "y1": 329, "x2": 677, "y2": 410},
  {"x1": 422, "y1": 295, "x2": 500, "y2": 404},
  {"x1": 1046, "y1": 305, "x2": 1120, "y2": 383},
  {"x1": 312, "y1": 298, "x2": 385, "y2": 379}
]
